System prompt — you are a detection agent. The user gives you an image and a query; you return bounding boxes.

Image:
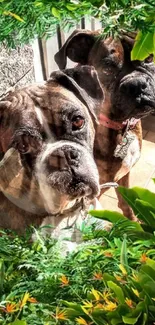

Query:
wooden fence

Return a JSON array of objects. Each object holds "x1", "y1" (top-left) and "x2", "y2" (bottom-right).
[{"x1": 33, "y1": 17, "x2": 102, "y2": 82}]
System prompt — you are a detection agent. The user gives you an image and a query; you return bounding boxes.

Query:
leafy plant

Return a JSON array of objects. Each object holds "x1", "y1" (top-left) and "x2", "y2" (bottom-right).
[
  {"x1": 0, "y1": 0, "x2": 155, "y2": 61},
  {"x1": 0, "y1": 184, "x2": 155, "y2": 324}
]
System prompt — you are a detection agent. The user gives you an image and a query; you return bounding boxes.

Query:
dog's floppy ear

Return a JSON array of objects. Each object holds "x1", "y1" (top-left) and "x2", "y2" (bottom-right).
[
  {"x1": 50, "y1": 65, "x2": 104, "y2": 123},
  {"x1": 54, "y1": 29, "x2": 97, "y2": 69}
]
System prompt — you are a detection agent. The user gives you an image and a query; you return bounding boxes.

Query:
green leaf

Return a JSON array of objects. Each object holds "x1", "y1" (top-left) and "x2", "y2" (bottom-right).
[
  {"x1": 146, "y1": 258, "x2": 155, "y2": 271},
  {"x1": 51, "y1": 7, "x2": 61, "y2": 19},
  {"x1": 66, "y1": 4, "x2": 78, "y2": 11},
  {"x1": 66, "y1": 308, "x2": 83, "y2": 318},
  {"x1": 131, "y1": 187, "x2": 155, "y2": 207},
  {"x1": 3, "y1": 11, "x2": 24, "y2": 22},
  {"x1": 131, "y1": 31, "x2": 154, "y2": 61},
  {"x1": 62, "y1": 301, "x2": 83, "y2": 313},
  {"x1": 89, "y1": 209, "x2": 127, "y2": 222},
  {"x1": 107, "y1": 281, "x2": 125, "y2": 304},
  {"x1": 117, "y1": 186, "x2": 139, "y2": 215},
  {"x1": 111, "y1": 319, "x2": 122, "y2": 325},
  {"x1": 103, "y1": 273, "x2": 116, "y2": 283},
  {"x1": 143, "y1": 283, "x2": 155, "y2": 297},
  {"x1": 9, "y1": 320, "x2": 27, "y2": 325},
  {"x1": 127, "y1": 230, "x2": 155, "y2": 241},
  {"x1": 140, "y1": 264, "x2": 155, "y2": 281},
  {"x1": 34, "y1": 2, "x2": 43, "y2": 6},
  {"x1": 118, "y1": 186, "x2": 155, "y2": 228},
  {"x1": 120, "y1": 235, "x2": 129, "y2": 272},
  {"x1": 0, "y1": 259, "x2": 4, "y2": 292},
  {"x1": 135, "y1": 199, "x2": 155, "y2": 228},
  {"x1": 122, "y1": 313, "x2": 141, "y2": 324}
]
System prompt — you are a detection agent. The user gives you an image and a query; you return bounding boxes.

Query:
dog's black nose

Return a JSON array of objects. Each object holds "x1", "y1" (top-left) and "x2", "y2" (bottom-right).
[
  {"x1": 65, "y1": 148, "x2": 80, "y2": 165},
  {"x1": 120, "y1": 77, "x2": 147, "y2": 97}
]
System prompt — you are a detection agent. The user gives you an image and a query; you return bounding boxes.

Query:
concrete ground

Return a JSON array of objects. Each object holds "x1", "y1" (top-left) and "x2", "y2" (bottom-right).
[{"x1": 99, "y1": 115, "x2": 155, "y2": 212}]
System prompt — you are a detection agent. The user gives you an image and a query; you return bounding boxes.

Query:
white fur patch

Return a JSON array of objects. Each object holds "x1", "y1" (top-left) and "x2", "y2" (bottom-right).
[
  {"x1": 35, "y1": 105, "x2": 54, "y2": 140},
  {"x1": 123, "y1": 135, "x2": 141, "y2": 169}
]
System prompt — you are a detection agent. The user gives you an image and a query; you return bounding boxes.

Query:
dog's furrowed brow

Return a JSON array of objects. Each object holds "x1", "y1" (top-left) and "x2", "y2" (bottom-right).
[
  {"x1": 62, "y1": 103, "x2": 83, "y2": 114},
  {"x1": 12, "y1": 127, "x2": 42, "y2": 143}
]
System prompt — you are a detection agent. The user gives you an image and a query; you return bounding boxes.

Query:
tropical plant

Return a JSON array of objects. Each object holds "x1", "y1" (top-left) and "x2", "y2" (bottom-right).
[
  {"x1": 0, "y1": 183, "x2": 155, "y2": 324},
  {"x1": 0, "y1": 0, "x2": 155, "y2": 61}
]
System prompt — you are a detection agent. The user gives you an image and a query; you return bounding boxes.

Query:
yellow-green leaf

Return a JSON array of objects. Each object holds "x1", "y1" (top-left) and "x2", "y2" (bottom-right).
[
  {"x1": 122, "y1": 313, "x2": 141, "y2": 324},
  {"x1": 34, "y1": 2, "x2": 43, "y2": 6},
  {"x1": 107, "y1": 281, "x2": 125, "y2": 304},
  {"x1": 51, "y1": 7, "x2": 61, "y2": 19},
  {"x1": 66, "y1": 4, "x2": 78, "y2": 11},
  {"x1": 9, "y1": 320, "x2": 27, "y2": 325},
  {"x1": 3, "y1": 11, "x2": 24, "y2": 22},
  {"x1": 131, "y1": 31, "x2": 154, "y2": 61}
]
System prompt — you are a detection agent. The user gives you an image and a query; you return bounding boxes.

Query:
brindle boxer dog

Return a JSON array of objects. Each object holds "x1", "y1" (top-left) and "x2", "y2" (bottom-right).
[
  {"x1": 0, "y1": 65, "x2": 104, "y2": 232},
  {"x1": 55, "y1": 30, "x2": 155, "y2": 219}
]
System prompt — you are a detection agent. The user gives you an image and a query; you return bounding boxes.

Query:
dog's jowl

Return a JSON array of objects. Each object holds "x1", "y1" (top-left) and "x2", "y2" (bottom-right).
[
  {"x1": 0, "y1": 66, "x2": 104, "y2": 231},
  {"x1": 55, "y1": 30, "x2": 155, "y2": 219}
]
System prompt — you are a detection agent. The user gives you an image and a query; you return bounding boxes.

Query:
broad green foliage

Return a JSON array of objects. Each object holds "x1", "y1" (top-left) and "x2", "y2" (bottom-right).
[
  {"x1": 1, "y1": 184, "x2": 155, "y2": 324},
  {"x1": 0, "y1": 0, "x2": 155, "y2": 61},
  {"x1": 131, "y1": 31, "x2": 155, "y2": 62}
]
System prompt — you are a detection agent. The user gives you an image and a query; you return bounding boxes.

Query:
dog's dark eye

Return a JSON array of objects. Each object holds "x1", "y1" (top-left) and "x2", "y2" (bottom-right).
[
  {"x1": 71, "y1": 116, "x2": 85, "y2": 131},
  {"x1": 110, "y1": 48, "x2": 116, "y2": 55},
  {"x1": 15, "y1": 135, "x2": 42, "y2": 155},
  {"x1": 144, "y1": 54, "x2": 154, "y2": 64}
]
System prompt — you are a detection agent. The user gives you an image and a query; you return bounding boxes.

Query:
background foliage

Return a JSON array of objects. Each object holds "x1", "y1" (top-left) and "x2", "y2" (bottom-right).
[
  {"x1": 0, "y1": 184, "x2": 155, "y2": 324},
  {"x1": 0, "y1": 0, "x2": 155, "y2": 60}
]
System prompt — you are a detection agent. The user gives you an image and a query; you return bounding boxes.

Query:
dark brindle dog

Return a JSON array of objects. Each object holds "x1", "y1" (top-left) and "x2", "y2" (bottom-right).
[
  {"x1": 0, "y1": 66, "x2": 104, "y2": 232},
  {"x1": 55, "y1": 30, "x2": 155, "y2": 219}
]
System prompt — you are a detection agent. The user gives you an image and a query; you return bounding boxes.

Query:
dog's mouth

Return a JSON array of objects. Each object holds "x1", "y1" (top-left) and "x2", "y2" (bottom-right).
[
  {"x1": 112, "y1": 83, "x2": 155, "y2": 121},
  {"x1": 47, "y1": 169, "x2": 99, "y2": 200},
  {"x1": 136, "y1": 95, "x2": 155, "y2": 109}
]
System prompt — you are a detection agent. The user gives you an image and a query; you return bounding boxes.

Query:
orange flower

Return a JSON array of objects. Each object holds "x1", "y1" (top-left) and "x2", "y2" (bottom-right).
[
  {"x1": 27, "y1": 297, "x2": 38, "y2": 303},
  {"x1": 76, "y1": 317, "x2": 92, "y2": 325},
  {"x1": 102, "y1": 289, "x2": 111, "y2": 302},
  {"x1": 6, "y1": 302, "x2": 18, "y2": 313},
  {"x1": 125, "y1": 298, "x2": 134, "y2": 308},
  {"x1": 59, "y1": 275, "x2": 69, "y2": 286},
  {"x1": 93, "y1": 272, "x2": 103, "y2": 280},
  {"x1": 104, "y1": 300, "x2": 117, "y2": 311},
  {"x1": 55, "y1": 307, "x2": 68, "y2": 320},
  {"x1": 103, "y1": 251, "x2": 113, "y2": 257},
  {"x1": 95, "y1": 303, "x2": 104, "y2": 309},
  {"x1": 115, "y1": 275, "x2": 127, "y2": 284},
  {"x1": 140, "y1": 253, "x2": 148, "y2": 263}
]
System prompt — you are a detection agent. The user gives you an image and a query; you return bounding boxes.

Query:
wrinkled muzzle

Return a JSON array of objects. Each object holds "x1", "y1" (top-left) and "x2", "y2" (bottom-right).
[
  {"x1": 35, "y1": 141, "x2": 100, "y2": 214},
  {"x1": 118, "y1": 71, "x2": 155, "y2": 118}
]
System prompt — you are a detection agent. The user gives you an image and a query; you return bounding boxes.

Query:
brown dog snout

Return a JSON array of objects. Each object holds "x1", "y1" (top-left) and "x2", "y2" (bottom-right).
[
  {"x1": 47, "y1": 146, "x2": 81, "y2": 171},
  {"x1": 38, "y1": 142, "x2": 100, "y2": 200}
]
